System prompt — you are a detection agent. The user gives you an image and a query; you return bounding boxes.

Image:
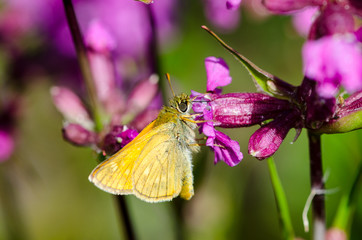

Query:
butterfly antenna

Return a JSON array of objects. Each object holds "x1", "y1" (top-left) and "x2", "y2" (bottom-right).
[
  {"x1": 191, "y1": 96, "x2": 198, "y2": 101},
  {"x1": 166, "y1": 73, "x2": 175, "y2": 97}
]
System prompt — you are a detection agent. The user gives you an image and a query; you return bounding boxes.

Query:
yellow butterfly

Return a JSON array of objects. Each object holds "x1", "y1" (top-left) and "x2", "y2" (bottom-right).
[{"x1": 89, "y1": 92, "x2": 200, "y2": 202}]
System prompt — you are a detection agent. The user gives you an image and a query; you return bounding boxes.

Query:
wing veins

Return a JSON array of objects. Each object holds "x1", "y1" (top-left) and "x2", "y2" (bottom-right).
[{"x1": 133, "y1": 136, "x2": 176, "y2": 199}]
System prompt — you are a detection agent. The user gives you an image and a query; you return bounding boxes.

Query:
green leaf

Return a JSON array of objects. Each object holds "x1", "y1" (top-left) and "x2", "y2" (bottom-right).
[
  {"x1": 333, "y1": 162, "x2": 362, "y2": 234},
  {"x1": 312, "y1": 109, "x2": 362, "y2": 134},
  {"x1": 267, "y1": 157, "x2": 295, "y2": 240},
  {"x1": 202, "y1": 25, "x2": 296, "y2": 99}
]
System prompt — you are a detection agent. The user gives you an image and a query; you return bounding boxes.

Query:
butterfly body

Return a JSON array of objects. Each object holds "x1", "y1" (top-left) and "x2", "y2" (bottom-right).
[{"x1": 89, "y1": 93, "x2": 199, "y2": 202}]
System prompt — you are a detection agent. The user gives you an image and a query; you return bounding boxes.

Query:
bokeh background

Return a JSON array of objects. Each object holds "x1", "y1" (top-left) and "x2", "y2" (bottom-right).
[{"x1": 0, "y1": 0, "x2": 361, "y2": 239}]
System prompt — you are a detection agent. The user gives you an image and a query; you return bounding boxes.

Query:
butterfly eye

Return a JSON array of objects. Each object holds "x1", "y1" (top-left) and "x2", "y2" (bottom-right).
[{"x1": 179, "y1": 101, "x2": 188, "y2": 112}]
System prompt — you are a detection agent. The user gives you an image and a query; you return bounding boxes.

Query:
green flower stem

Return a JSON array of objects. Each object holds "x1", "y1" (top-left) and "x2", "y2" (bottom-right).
[
  {"x1": 307, "y1": 131, "x2": 325, "y2": 240},
  {"x1": 173, "y1": 199, "x2": 186, "y2": 240},
  {"x1": 145, "y1": 4, "x2": 168, "y2": 105},
  {"x1": 0, "y1": 164, "x2": 27, "y2": 240},
  {"x1": 63, "y1": 0, "x2": 103, "y2": 132},
  {"x1": 333, "y1": 161, "x2": 362, "y2": 234},
  {"x1": 266, "y1": 157, "x2": 294, "y2": 240},
  {"x1": 115, "y1": 196, "x2": 136, "y2": 240}
]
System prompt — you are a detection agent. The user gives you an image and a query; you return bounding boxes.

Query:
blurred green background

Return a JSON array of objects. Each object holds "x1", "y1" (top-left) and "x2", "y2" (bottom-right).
[{"x1": 1, "y1": 1, "x2": 361, "y2": 240}]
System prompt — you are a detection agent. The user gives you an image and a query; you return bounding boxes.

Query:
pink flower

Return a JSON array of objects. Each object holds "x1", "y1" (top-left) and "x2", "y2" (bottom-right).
[
  {"x1": 292, "y1": 7, "x2": 319, "y2": 37},
  {"x1": 0, "y1": 130, "x2": 14, "y2": 162},
  {"x1": 227, "y1": 0, "x2": 242, "y2": 10},
  {"x1": 204, "y1": 0, "x2": 241, "y2": 32},
  {"x1": 85, "y1": 20, "x2": 117, "y2": 53},
  {"x1": 303, "y1": 34, "x2": 362, "y2": 98},
  {"x1": 205, "y1": 56, "x2": 232, "y2": 92}
]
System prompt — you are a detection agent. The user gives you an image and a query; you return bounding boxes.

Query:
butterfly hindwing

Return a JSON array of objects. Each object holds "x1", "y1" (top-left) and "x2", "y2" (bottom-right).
[{"x1": 132, "y1": 129, "x2": 187, "y2": 202}]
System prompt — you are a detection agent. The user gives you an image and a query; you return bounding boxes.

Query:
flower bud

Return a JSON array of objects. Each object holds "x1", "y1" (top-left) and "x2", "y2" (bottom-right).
[
  {"x1": 126, "y1": 74, "x2": 159, "y2": 118},
  {"x1": 209, "y1": 93, "x2": 292, "y2": 127},
  {"x1": 248, "y1": 110, "x2": 301, "y2": 160},
  {"x1": 62, "y1": 123, "x2": 97, "y2": 146},
  {"x1": 51, "y1": 87, "x2": 94, "y2": 130}
]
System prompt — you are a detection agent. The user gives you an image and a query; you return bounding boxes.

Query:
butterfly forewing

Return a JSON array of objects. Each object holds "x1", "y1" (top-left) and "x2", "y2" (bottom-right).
[
  {"x1": 132, "y1": 131, "x2": 184, "y2": 202},
  {"x1": 89, "y1": 121, "x2": 159, "y2": 194}
]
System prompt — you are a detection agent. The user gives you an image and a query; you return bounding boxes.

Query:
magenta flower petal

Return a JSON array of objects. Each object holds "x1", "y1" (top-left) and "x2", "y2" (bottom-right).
[
  {"x1": 209, "y1": 93, "x2": 292, "y2": 127},
  {"x1": 118, "y1": 128, "x2": 139, "y2": 148},
  {"x1": 129, "y1": 108, "x2": 160, "y2": 131},
  {"x1": 297, "y1": 78, "x2": 337, "y2": 129},
  {"x1": 190, "y1": 90, "x2": 210, "y2": 113},
  {"x1": 303, "y1": 35, "x2": 362, "y2": 98},
  {"x1": 87, "y1": 47, "x2": 125, "y2": 115},
  {"x1": 127, "y1": 74, "x2": 159, "y2": 116},
  {"x1": 85, "y1": 20, "x2": 117, "y2": 53},
  {"x1": 226, "y1": 0, "x2": 242, "y2": 10},
  {"x1": 62, "y1": 123, "x2": 97, "y2": 146},
  {"x1": 263, "y1": 0, "x2": 321, "y2": 13},
  {"x1": 248, "y1": 110, "x2": 300, "y2": 160},
  {"x1": 336, "y1": 90, "x2": 362, "y2": 119},
  {"x1": 205, "y1": 57, "x2": 232, "y2": 92},
  {"x1": 309, "y1": 3, "x2": 355, "y2": 39},
  {"x1": 292, "y1": 6, "x2": 319, "y2": 37},
  {"x1": 204, "y1": 0, "x2": 241, "y2": 31},
  {"x1": 0, "y1": 130, "x2": 15, "y2": 162},
  {"x1": 51, "y1": 87, "x2": 94, "y2": 130},
  {"x1": 102, "y1": 125, "x2": 138, "y2": 155},
  {"x1": 355, "y1": 27, "x2": 362, "y2": 42},
  {"x1": 200, "y1": 107, "x2": 242, "y2": 166},
  {"x1": 209, "y1": 130, "x2": 243, "y2": 166}
]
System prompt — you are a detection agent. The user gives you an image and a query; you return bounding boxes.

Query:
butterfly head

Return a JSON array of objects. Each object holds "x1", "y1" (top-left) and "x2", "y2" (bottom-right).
[{"x1": 170, "y1": 93, "x2": 192, "y2": 114}]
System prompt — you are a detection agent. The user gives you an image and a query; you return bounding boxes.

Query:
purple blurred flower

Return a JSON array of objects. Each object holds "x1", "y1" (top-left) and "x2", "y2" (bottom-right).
[
  {"x1": 102, "y1": 126, "x2": 139, "y2": 155},
  {"x1": 0, "y1": 130, "x2": 14, "y2": 162},
  {"x1": 262, "y1": 0, "x2": 322, "y2": 13},
  {"x1": 51, "y1": 22, "x2": 159, "y2": 154},
  {"x1": 265, "y1": 0, "x2": 362, "y2": 103},
  {"x1": 309, "y1": 3, "x2": 356, "y2": 39},
  {"x1": 51, "y1": 86, "x2": 94, "y2": 130},
  {"x1": 292, "y1": 6, "x2": 319, "y2": 37},
  {"x1": 204, "y1": 0, "x2": 241, "y2": 32},
  {"x1": 0, "y1": 0, "x2": 177, "y2": 79},
  {"x1": 62, "y1": 123, "x2": 98, "y2": 147},
  {"x1": 263, "y1": 0, "x2": 361, "y2": 42},
  {"x1": 227, "y1": 0, "x2": 242, "y2": 10},
  {"x1": 59, "y1": 0, "x2": 177, "y2": 58},
  {"x1": 302, "y1": 34, "x2": 362, "y2": 98},
  {"x1": 85, "y1": 20, "x2": 117, "y2": 53},
  {"x1": 52, "y1": 72, "x2": 156, "y2": 153},
  {"x1": 85, "y1": 21, "x2": 125, "y2": 116},
  {"x1": 0, "y1": 98, "x2": 19, "y2": 162}
]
